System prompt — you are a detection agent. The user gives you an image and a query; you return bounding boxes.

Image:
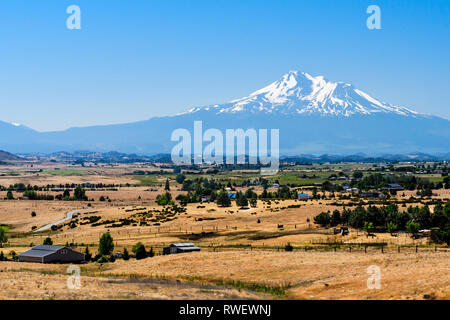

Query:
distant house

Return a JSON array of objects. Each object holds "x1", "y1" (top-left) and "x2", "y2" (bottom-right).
[
  {"x1": 201, "y1": 195, "x2": 211, "y2": 203},
  {"x1": 18, "y1": 245, "x2": 85, "y2": 264},
  {"x1": 298, "y1": 193, "x2": 310, "y2": 201},
  {"x1": 163, "y1": 243, "x2": 201, "y2": 255},
  {"x1": 271, "y1": 183, "x2": 280, "y2": 188},
  {"x1": 360, "y1": 191, "x2": 385, "y2": 199},
  {"x1": 383, "y1": 183, "x2": 404, "y2": 191},
  {"x1": 228, "y1": 192, "x2": 237, "y2": 199}
]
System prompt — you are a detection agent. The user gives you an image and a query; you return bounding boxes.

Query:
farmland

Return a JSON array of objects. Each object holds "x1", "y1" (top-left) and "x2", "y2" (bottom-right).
[{"x1": 0, "y1": 160, "x2": 449, "y2": 300}]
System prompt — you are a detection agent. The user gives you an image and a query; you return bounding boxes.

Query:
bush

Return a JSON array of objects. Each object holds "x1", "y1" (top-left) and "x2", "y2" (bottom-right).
[
  {"x1": 84, "y1": 246, "x2": 92, "y2": 262},
  {"x1": 438, "y1": 224, "x2": 450, "y2": 245},
  {"x1": 387, "y1": 221, "x2": 397, "y2": 235},
  {"x1": 406, "y1": 220, "x2": 420, "y2": 235},
  {"x1": 123, "y1": 247, "x2": 130, "y2": 260},
  {"x1": 98, "y1": 232, "x2": 114, "y2": 255},
  {"x1": 132, "y1": 242, "x2": 147, "y2": 260},
  {"x1": 97, "y1": 256, "x2": 109, "y2": 264},
  {"x1": 43, "y1": 237, "x2": 53, "y2": 245},
  {"x1": 0, "y1": 228, "x2": 8, "y2": 247},
  {"x1": 285, "y1": 243, "x2": 294, "y2": 252},
  {"x1": 156, "y1": 192, "x2": 173, "y2": 206},
  {"x1": 31, "y1": 211, "x2": 36, "y2": 217},
  {"x1": 314, "y1": 212, "x2": 331, "y2": 227},
  {"x1": 217, "y1": 190, "x2": 231, "y2": 207}
]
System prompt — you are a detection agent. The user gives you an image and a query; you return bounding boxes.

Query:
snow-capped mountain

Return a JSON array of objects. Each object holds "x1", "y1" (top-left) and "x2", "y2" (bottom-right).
[
  {"x1": 184, "y1": 71, "x2": 420, "y2": 117},
  {"x1": 0, "y1": 70, "x2": 449, "y2": 155}
]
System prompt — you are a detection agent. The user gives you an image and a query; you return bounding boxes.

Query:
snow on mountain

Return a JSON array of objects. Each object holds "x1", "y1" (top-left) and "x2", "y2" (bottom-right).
[{"x1": 184, "y1": 70, "x2": 420, "y2": 117}]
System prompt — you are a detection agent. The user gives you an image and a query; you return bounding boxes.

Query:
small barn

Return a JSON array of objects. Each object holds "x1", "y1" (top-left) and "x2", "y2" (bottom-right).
[
  {"x1": 298, "y1": 193, "x2": 310, "y2": 201},
  {"x1": 163, "y1": 243, "x2": 201, "y2": 255},
  {"x1": 18, "y1": 245, "x2": 85, "y2": 264}
]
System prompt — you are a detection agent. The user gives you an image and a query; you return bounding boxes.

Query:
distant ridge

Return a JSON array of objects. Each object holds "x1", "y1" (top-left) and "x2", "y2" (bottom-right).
[
  {"x1": 10, "y1": 150, "x2": 450, "y2": 163},
  {"x1": 0, "y1": 150, "x2": 20, "y2": 161},
  {"x1": 1, "y1": 70, "x2": 449, "y2": 154}
]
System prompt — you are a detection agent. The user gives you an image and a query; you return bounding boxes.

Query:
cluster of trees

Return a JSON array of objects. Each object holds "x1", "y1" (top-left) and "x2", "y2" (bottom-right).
[
  {"x1": 351, "y1": 173, "x2": 443, "y2": 191},
  {"x1": 313, "y1": 201, "x2": 450, "y2": 244},
  {"x1": 55, "y1": 187, "x2": 88, "y2": 201},
  {"x1": 96, "y1": 233, "x2": 154, "y2": 262},
  {"x1": 23, "y1": 190, "x2": 54, "y2": 200},
  {"x1": 2, "y1": 186, "x2": 88, "y2": 201},
  {"x1": 259, "y1": 186, "x2": 298, "y2": 199},
  {"x1": 156, "y1": 192, "x2": 174, "y2": 206}
]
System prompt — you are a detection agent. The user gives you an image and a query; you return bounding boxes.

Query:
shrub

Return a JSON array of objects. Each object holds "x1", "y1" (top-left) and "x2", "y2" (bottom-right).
[
  {"x1": 31, "y1": 211, "x2": 36, "y2": 217},
  {"x1": 0, "y1": 228, "x2": 8, "y2": 247},
  {"x1": 156, "y1": 192, "x2": 173, "y2": 206},
  {"x1": 97, "y1": 256, "x2": 109, "y2": 264},
  {"x1": 84, "y1": 246, "x2": 92, "y2": 261},
  {"x1": 387, "y1": 221, "x2": 397, "y2": 235},
  {"x1": 285, "y1": 243, "x2": 294, "y2": 252},
  {"x1": 43, "y1": 237, "x2": 53, "y2": 245},
  {"x1": 406, "y1": 220, "x2": 420, "y2": 235},
  {"x1": 98, "y1": 232, "x2": 114, "y2": 255},
  {"x1": 132, "y1": 242, "x2": 147, "y2": 260},
  {"x1": 217, "y1": 190, "x2": 231, "y2": 207},
  {"x1": 123, "y1": 247, "x2": 130, "y2": 260},
  {"x1": 314, "y1": 212, "x2": 331, "y2": 227},
  {"x1": 438, "y1": 224, "x2": 450, "y2": 245}
]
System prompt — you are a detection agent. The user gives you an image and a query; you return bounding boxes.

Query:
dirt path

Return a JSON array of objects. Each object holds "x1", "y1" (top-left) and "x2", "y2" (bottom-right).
[{"x1": 32, "y1": 210, "x2": 79, "y2": 233}]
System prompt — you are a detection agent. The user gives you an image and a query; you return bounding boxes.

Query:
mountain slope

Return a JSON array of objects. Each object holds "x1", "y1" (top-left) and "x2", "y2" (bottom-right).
[
  {"x1": 182, "y1": 71, "x2": 420, "y2": 117},
  {"x1": 0, "y1": 71, "x2": 449, "y2": 155}
]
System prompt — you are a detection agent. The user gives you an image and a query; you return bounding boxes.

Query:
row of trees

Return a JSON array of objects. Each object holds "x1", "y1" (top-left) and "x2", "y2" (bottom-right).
[{"x1": 4, "y1": 187, "x2": 88, "y2": 201}]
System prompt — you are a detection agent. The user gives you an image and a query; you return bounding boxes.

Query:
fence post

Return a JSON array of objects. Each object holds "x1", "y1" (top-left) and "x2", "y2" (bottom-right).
[
  {"x1": 416, "y1": 245, "x2": 418, "y2": 253},
  {"x1": 398, "y1": 246, "x2": 400, "y2": 253}
]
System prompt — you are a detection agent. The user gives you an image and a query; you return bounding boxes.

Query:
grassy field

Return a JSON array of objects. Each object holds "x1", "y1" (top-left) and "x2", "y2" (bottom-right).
[{"x1": 0, "y1": 162, "x2": 448, "y2": 300}]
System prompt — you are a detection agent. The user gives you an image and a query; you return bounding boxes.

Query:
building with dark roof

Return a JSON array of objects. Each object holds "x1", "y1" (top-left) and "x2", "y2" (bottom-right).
[
  {"x1": 163, "y1": 243, "x2": 201, "y2": 255},
  {"x1": 18, "y1": 245, "x2": 85, "y2": 264},
  {"x1": 382, "y1": 183, "x2": 404, "y2": 191}
]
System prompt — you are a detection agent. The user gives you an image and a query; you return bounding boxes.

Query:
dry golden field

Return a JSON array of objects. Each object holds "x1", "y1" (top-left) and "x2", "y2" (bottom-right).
[{"x1": 0, "y1": 163, "x2": 449, "y2": 300}]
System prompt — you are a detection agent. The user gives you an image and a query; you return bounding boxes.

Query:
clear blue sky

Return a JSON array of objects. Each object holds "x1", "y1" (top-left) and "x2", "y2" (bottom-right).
[{"x1": 0, "y1": 0, "x2": 449, "y2": 131}]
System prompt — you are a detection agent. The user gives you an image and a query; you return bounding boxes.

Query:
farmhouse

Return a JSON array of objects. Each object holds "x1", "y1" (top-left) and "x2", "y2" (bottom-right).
[
  {"x1": 382, "y1": 183, "x2": 404, "y2": 191},
  {"x1": 18, "y1": 245, "x2": 85, "y2": 264},
  {"x1": 163, "y1": 243, "x2": 201, "y2": 255},
  {"x1": 360, "y1": 191, "x2": 385, "y2": 199}
]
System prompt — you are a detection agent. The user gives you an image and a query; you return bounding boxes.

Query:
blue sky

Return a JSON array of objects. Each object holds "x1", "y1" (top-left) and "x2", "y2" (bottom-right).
[{"x1": 0, "y1": 0, "x2": 449, "y2": 131}]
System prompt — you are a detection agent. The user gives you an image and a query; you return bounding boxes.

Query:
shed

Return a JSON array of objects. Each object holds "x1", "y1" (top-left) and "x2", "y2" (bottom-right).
[
  {"x1": 298, "y1": 193, "x2": 310, "y2": 201},
  {"x1": 18, "y1": 245, "x2": 85, "y2": 264},
  {"x1": 163, "y1": 242, "x2": 201, "y2": 255}
]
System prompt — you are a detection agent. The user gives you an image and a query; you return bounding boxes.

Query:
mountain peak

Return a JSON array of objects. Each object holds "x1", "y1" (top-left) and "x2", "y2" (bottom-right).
[{"x1": 188, "y1": 70, "x2": 420, "y2": 118}]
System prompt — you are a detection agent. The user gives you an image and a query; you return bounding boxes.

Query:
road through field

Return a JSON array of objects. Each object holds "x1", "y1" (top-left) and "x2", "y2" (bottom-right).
[{"x1": 32, "y1": 210, "x2": 79, "y2": 233}]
